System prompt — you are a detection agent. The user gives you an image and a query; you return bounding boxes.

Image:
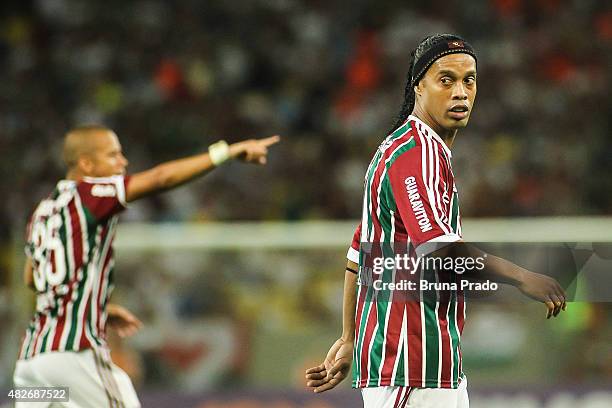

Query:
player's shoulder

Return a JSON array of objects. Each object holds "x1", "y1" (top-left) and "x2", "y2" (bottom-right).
[{"x1": 79, "y1": 175, "x2": 126, "y2": 195}]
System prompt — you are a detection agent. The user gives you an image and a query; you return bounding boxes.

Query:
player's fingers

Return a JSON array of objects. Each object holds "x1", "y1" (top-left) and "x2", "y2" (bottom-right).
[
  {"x1": 327, "y1": 360, "x2": 349, "y2": 378},
  {"x1": 259, "y1": 135, "x2": 281, "y2": 147},
  {"x1": 305, "y1": 364, "x2": 326, "y2": 375},
  {"x1": 551, "y1": 294, "x2": 563, "y2": 317},
  {"x1": 258, "y1": 156, "x2": 266, "y2": 165},
  {"x1": 544, "y1": 300, "x2": 554, "y2": 319},
  {"x1": 306, "y1": 371, "x2": 327, "y2": 381},
  {"x1": 306, "y1": 378, "x2": 330, "y2": 388},
  {"x1": 314, "y1": 377, "x2": 341, "y2": 393}
]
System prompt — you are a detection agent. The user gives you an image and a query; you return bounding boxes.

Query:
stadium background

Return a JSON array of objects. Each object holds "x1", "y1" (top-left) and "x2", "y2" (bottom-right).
[{"x1": 1, "y1": 0, "x2": 610, "y2": 407}]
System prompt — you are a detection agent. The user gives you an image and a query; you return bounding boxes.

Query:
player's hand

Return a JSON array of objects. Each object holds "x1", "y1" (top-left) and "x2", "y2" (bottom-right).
[
  {"x1": 106, "y1": 304, "x2": 143, "y2": 338},
  {"x1": 229, "y1": 135, "x2": 280, "y2": 165},
  {"x1": 305, "y1": 337, "x2": 353, "y2": 393},
  {"x1": 517, "y1": 271, "x2": 567, "y2": 318}
]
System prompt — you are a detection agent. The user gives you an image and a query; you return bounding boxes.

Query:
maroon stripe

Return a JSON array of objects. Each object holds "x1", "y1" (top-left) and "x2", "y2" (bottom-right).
[
  {"x1": 406, "y1": 300, "x2": 422, "y2": 386},
  {"x1": 437, "y1": 271, "x2": 452, "y2": 385},
  {"x1": 393, "y1": 386, "x2": 405, "y2": 408},
  {"x1": 359, "y1": 301, "x2": 378, "y2": 386},
  {"x1": 29, "y1": 314, "x2": 46, "y2": 357},
  {"x1": 68, "y1": 199, "x2": 84, "y2": 277},
  {"x1": 379, "y1": 298, "x2": 404, "y2": 384}
]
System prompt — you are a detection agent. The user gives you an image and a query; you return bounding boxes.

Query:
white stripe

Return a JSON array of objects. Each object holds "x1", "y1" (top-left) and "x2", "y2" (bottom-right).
[
  {"x1": 27, "y1": 316, "x2": 40, "y2": 358},
  {"x1": 415, "y1": 125, "x2": 451, "y2": 235},
  {"x1": 377, "y1": 261, "x2": 397, "y2": 383},
  {"x1": 91, "y1": 218, "x2": 116, "y2": 342},
  {"x1": 364, "y1": 319, "x2": 379, "y2": 386},
  {"x1": 448, "y1": 290, "x2": 455, "y2": 385},
  {"x1": 74, "y1": 194, "x2": 90, "y2": 267},
  {"x1": 88, "y1": 219, "x2": 117, "y2": 347},
  {"x1": 423, "y1": 126, "x2": 451, "y2": 235},
  {"x1": 390, "y1": 305, "x2": 406, "y2": 385},
  {"x1": 71, "y1": 225, "x2": 102, "y2": 349},
  {"x1": 33, "y1": 315, "x2": 52, "y2": 356},
  {"x1": 390, "y1": 210, "x2": 395, "y2": 243},
  {"x1": 420, "y1": 263, "x2": 426, "y2": 387},
  {"x1": 19, "y1": 326, "x2": 33, "y2": 359},
  {"x1": 434, "y1": 270, "x2": 442, "y2": 388}
]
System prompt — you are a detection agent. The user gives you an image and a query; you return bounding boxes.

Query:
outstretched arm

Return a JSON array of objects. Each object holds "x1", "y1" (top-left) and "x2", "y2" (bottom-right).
[
  {"x1": 126, "y1": 135, "x2": 280, "y2": 202},
  {"x1": 106, "y1": 304, "x2": 143, "y2": 338},
  {"x1": 438, "y1": 243, "x2": 567, "y2": 318},
  {"x1": 305, "y1": 261, "x2": 357, "y2": 393}
]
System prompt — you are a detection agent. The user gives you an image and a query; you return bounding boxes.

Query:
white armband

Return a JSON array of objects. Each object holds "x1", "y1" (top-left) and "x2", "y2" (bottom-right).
[{"x1": 208, "y1": 140, "x2": 230, "y2": 166}]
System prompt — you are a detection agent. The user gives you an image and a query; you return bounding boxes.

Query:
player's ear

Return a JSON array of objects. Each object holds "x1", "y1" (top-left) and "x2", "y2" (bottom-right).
[
  {"x1": 77, "y1": 155, "x2": 95, "y2": 175},
  {"x1": 414, "y1": 81, "x2": 423, "y2": 98}
]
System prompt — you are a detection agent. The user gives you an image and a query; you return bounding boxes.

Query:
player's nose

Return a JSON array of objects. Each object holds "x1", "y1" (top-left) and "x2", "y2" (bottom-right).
[{"x1": 452, "y1": 83, "x2": 468, "y2": 100}]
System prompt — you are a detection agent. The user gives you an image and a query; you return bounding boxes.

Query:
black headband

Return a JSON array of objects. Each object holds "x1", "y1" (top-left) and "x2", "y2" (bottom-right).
[{"x1": 411, "y1": 38, "x2": 477, "y2": 86}]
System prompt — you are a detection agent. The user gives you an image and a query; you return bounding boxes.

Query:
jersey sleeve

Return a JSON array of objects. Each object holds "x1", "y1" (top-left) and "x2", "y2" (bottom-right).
[
  {"x1": 346, "y1": 223, "x2": 361, "y2": 265},
  {"x1": 388, "y1": 146, "x2": 460, "y2": 257},
  {"x1": 77, "y1": 175, "x2": 131, "y2": 221}
]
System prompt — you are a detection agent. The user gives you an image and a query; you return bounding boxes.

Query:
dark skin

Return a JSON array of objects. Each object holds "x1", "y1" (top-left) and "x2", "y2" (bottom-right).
[{"x1": 305, "y1": 52, "x2": 566, "y2": 394}]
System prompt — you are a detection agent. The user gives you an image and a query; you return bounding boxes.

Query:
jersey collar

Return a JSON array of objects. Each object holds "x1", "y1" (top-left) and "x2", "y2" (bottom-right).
[{"x1": 408, "y1": 115, "x2": 453, "y2": 159}]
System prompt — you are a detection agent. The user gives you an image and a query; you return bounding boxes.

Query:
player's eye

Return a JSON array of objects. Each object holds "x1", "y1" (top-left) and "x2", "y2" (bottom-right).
[
  {"x1": 464, "y1": 77, "x2": 476, "y2": 85},
  {"x1": 441, "y1": 77, "x2": 453, "y2": 85}
]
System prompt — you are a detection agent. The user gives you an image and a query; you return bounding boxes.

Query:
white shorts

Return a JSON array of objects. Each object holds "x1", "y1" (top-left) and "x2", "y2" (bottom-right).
[
  {"x1": 361, "y1": 378, "x2": 469, "y2": 408},
  {"x1": 13, "y1": 348, "x2": 140, "y2": 408}
]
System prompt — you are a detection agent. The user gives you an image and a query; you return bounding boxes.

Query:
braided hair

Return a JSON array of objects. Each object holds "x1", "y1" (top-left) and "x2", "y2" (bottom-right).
[{"x1": 389, "y1": 33, "x2": 470, "y2": 133}]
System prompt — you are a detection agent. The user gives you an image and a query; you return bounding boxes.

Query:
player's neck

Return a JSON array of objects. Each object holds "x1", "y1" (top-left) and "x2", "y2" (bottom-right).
[
  {"x1": 66, "y1": 169, "x2": 84, "y2": 181},
  {"x1": 411, "y1": 109, "x2": 457, "y2": 149}
]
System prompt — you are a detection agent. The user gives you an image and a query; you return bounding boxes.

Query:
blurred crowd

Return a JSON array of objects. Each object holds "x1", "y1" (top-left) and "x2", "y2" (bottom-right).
[{"x1": 1, "y1": 0, "x2": 611, "y2": 237}]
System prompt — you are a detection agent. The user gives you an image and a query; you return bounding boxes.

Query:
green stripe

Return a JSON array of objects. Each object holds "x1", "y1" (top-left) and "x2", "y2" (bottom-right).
[
  {"x1": 386, "y1": 138, "x2": 416, "y2": 168},
  {"x1": 423, "y1": 267, "x2": 441, "y2": 387},
  {"x1": 353, "y1": 284, "x2": 374, "y2": 385},
  {"x1": 23, "y1": 324, "x2": 36, "y2": 357},
  {"x1": 448, "y1": 275, "x2": 461, "y2": 387},
  {"x1": 39, "y1": 323, "x2": 52, "y2": 352},
  {"x1": 368, "y1": 243, "x2": 394, "y2": 384},
  {"x1": 395, "y1": 343, "x2": 405, "y2": 385},
  {"x1": 450, "y1": 192, "x2": 459, "y2": 232},
  {"x1": 60, "y1": 209, "x2": 70, "y2": 285}
]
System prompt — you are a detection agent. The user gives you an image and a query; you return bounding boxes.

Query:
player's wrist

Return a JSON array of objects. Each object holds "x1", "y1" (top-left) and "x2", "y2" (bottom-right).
[{"x1": 208, "y1": 140, "x2": 231, "y2": 166}]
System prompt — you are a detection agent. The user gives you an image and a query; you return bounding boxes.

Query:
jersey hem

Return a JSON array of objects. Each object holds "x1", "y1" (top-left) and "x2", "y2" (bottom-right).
[{"x1": 352, "y1": 375, "x2": 463, "y2": 389}]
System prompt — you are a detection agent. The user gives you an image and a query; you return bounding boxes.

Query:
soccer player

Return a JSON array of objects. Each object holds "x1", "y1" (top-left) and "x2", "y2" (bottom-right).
[
  {"x1": 305, "y1": 34, "x2": 566, "y2": 408},
  {"x1": 13, "y1": 126, "x2": 279, "y2": 407}
]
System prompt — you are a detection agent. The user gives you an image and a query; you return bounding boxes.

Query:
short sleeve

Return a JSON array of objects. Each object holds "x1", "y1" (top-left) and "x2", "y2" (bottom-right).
[
  {"x1": 77, "y1": 175, "x2": 131, "y2": 221},
  {"x1": 388, "y1": 146, "x2": 460, "y2": 257},
  {"x1": 347, "y1": 223, "x2": 361, "y2": 264}
]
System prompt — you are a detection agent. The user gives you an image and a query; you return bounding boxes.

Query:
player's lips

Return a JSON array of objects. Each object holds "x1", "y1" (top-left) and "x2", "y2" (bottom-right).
[{"x1": 448, "y1": 104, "x2": 469, "y2": 120}]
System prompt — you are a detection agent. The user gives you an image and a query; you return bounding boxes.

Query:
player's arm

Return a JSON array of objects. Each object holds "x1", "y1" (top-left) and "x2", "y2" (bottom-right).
[
  {"x1": 306, "y1": 226, "x2": 361, "y2": 393},
  {"x1": 388, "y1": 148, "x2": 566, "y2": 318},
  {"x1": 435, "y1": 243, "x2": 567, "y2": 318},
  {"x1": 23, "y1": 257, "x2": 34, "y2": 290},
  {"x1": 305, "y1": 264, "x2": 357, "y2": 393},
  {"x1": 126, "y1": 135, "x2": 280, "y2": 202}
]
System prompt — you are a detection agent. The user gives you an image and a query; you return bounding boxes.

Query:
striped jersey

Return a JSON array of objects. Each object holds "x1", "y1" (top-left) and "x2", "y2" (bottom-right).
[
  {"x1": 347, "y1": 115, "x2": 465, "y2": 389},
  {"x1": 19, "y1": 175, "x2": 129, "y2": 360}
]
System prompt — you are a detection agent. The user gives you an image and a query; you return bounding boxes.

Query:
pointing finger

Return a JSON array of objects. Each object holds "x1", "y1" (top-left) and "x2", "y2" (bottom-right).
[{"x1": 259, "y1": 135, "x2": 281, "y2": 147}]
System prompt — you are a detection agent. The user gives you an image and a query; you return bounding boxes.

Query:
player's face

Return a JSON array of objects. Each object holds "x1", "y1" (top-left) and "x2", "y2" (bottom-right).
[
  {"x1": 87, "y1": 131, "x2": 129, "y2": 177},
  {"x1": 415, "y1": 53, "x2": 477, "y2": 132}
]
